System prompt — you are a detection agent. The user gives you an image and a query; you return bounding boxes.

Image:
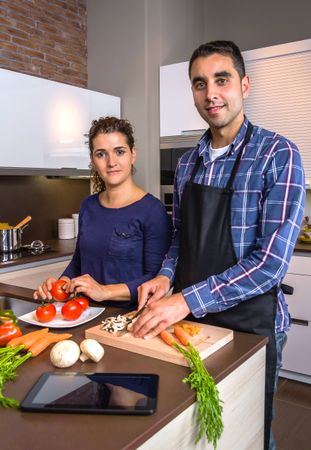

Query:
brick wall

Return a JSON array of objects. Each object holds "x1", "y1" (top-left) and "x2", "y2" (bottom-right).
[{"x1": 0, "y1": 0, "x2": 87, "y2": 87}]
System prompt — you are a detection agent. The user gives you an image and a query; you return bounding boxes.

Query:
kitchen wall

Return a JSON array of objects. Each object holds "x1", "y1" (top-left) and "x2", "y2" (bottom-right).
[
  {"x1": 87, "y1": 0, "x2": 311, "y2": 213},
  {"x1": 0, "y1": 176, "x2": 89, "y2": 242},
  {"x1": 0, "y1": 0, "x2": 90, "y2": 241},
  {"x1": 0, "y1": 178, "x2": 90, "y2": 245},
  {"x1": 87, "y1": 0, "x2": 205, "y2": 197},
  {"x1": 0, "y1": 0, "x2": 87, "y2": 87}
]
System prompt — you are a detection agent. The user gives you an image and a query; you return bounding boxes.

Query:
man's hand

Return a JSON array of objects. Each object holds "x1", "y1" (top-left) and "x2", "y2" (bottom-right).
[
  {"x1": 137, "y1": 275, "x2": 170, "y2": 309},
  {"x1": 132, "y1": 292, "x2": 191, "y2": 339}
]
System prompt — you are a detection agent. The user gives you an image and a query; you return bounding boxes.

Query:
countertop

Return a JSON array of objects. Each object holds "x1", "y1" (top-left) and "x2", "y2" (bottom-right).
[
  {"x1": 0, "y1": 285, "x2": 267, "y2": 450},
  {"x1": 293, "y1": 241, "x2": 311, "y2": 253},
  {"x1": 0, "y1": 239, "x2": 76, "y2": 270}
]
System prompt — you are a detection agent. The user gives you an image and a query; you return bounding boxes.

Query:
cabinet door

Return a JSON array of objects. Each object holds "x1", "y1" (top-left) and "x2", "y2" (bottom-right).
[
  {"x1": 283, "y1": 274, "x2": 311, "y2": 320},
  {"x1": 282, "y1": 322, "x2": 311, "y2": 375},
  {"x1": 0, "y1": 68, "x2": 120, "y2": 169},
  {"x1": 160, "y1": 62, "x2": 206, "y2": 137},
  {"x1": 0, "y1": 260, "x2": 69, "y2": 290}
]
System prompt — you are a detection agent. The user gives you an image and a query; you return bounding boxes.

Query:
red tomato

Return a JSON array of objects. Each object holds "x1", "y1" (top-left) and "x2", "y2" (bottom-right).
[
  {"x1": 74, "y1": 296, "x2": 89, "y2": 311},
  {"x1": 36, "y1": 303, "x2": 56, "y2": 323},
  {"x1": 61, "y1": 300, "x2": 83, "y2": 321},
  {"x1": 0, "y1": 311, "x2": 22, "y2": 346},
  {"x1": 50, "y1": 279, "x2": 70, "y2": 302}
]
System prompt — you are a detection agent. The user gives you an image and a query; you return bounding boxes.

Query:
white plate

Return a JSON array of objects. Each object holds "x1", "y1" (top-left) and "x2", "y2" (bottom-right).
[{"x1": 18, "y1": 303, "x2": 105, "y2": 328}]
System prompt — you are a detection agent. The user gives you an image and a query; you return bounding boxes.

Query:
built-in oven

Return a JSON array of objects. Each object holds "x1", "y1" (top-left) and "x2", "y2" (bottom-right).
[
  {"x1": 160, "y1": 134, "x2": 201, "y2": 214},
  {"x1": 160, "y1": 184, "x2": 174, "y2": 215}
]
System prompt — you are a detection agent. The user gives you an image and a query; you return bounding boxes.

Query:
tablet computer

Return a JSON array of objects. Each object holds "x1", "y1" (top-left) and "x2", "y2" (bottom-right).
[{"x1": 20, "y1": 372, "x2": 159, "y2": 415}]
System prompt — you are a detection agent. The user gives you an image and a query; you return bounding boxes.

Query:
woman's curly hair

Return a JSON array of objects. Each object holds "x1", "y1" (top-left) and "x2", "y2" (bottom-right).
[{"x1": 87, "y1": 116, "x2": 135, "y2": 192}]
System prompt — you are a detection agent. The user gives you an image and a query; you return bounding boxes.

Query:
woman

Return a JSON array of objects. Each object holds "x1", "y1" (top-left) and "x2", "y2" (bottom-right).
[{"x1": 34, "y1": 117, "x2": 172, "y2": 307}]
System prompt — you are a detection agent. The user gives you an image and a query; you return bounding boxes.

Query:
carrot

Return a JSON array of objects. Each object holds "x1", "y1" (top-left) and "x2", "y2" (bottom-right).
[
  {"x1": 7, "y1": 328, "x2": 49, "y2": 349},
  {"x1": 28, "y1": 332, "x2": 72, "y2": 357},
  {"x1": 174, "y1": 325, "x2": 189, "y2": 346},
  {"x1": 178, "y1": 322, "x2": 201, "y2": 337},
  {"x1": 160, "y1": 330, "x2": 176, "y2": 347}
]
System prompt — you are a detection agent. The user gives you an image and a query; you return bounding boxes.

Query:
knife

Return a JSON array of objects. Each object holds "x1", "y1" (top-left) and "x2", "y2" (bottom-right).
[{"x1": 125, "y1": 304, "x2": 148, "y2": 325}]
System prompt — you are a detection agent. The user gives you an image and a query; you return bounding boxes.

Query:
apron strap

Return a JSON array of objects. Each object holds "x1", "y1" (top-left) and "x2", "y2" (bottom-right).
[
  {"x1": 189, "y1": 155, "x2": 203, "y2": 182},
  {"x1": 225, "y1": 122, "x2": 253, "y2": 190}
]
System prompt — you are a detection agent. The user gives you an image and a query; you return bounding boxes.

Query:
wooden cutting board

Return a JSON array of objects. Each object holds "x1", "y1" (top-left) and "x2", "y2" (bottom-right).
[{"x1": 85, "y1": 320, "x2": 233, "y2": 367}]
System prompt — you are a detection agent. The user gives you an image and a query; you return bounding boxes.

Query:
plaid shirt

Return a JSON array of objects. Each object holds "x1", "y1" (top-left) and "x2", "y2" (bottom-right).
[{"x1": 159, "y1": 117, "x2": 305, "y2": 332}]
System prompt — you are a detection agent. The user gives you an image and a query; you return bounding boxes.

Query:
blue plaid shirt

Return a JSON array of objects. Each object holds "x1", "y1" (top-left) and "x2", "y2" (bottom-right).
[{"x1": 159, "y1": 117, "x2": 305, "y2": 332}]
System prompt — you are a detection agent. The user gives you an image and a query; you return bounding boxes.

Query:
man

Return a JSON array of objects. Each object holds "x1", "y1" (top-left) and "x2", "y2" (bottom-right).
[{"x1": 132, "y1": 41, "x2": 305, "y2": 449}]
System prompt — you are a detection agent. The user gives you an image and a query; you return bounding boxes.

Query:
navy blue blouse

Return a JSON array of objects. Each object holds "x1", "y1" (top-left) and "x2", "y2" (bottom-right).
[{"x1": 62, "y1": 193, "x2": 172, "y2": 306}]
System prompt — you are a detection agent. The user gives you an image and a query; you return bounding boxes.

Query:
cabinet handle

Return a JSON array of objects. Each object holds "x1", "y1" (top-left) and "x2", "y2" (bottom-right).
[
  {"x1": 291, "y1": 318, "x2": 309, "y2": 326},
  {"x1": 281, "y1": 283, "x2": 294, "y2": 295}
]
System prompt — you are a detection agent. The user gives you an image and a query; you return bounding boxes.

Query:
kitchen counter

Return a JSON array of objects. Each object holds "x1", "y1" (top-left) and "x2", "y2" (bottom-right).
[
  {"x1": 0, "y1": 285, "x2": 267, "y2": 450},
  {"x1": 294, "y1": 241, "x2": 311, "y2": 254},
  {"x1": 1, "y1": 238, "x2": 310, "y2": 273},
  {"x1": 0, "y1": 238, "x2": 76, "y2": 270}
]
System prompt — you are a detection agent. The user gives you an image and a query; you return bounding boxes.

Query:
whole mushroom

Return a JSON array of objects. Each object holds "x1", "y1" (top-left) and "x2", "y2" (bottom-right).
[
  {"x1": 80, "y1": 339, "x2": 105, "y2": 362},
  {"x1": 50, "y1": 340, "x2": 81, "y2": 368}
]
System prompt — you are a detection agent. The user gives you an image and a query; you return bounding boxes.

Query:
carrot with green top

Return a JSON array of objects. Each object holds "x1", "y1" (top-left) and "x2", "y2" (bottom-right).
[
  {"x1": 174, "y1": 325, "x2": 189, "y2": 346},
  {"x1": 160, "y1": 330, "x2": 176, "y2": 346}
]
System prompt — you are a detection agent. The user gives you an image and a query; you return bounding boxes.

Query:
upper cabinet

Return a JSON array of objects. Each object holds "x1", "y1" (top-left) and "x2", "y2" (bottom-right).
[
  {"x1": 0, "y1": 69, "x2": 120, "y2": 170},
  {"x1": 160, "y1": 62, "x2": 206, "y2": 137}
]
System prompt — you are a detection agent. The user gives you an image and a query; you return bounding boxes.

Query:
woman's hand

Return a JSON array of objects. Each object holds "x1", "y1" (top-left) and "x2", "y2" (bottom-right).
[
  {"x1": 33, "y1": 276, "x2": 70, "y2": 301},
  {"x1": 68, "y1": 274, "x2": 130, "y2": 302}
]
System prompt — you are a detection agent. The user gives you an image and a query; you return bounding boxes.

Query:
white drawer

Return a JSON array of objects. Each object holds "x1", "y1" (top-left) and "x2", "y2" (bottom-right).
[
  {"x1": 0, "y1": 260, "x2": 69, "y2": 290},
  {"x1": 282, "y1": 322, "x2": 311, "y2": 375},
  {"x1": 283, "y1": 273, "x2": 311, "y2": 320},
  {"x1": 287, "y1": 255, "x2": 311, "y2": 275}
]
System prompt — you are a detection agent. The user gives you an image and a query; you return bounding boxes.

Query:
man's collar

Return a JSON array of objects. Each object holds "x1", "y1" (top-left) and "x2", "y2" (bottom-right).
[{"x1": 197, "y1": 116, "x2": 250, "y2": 158}]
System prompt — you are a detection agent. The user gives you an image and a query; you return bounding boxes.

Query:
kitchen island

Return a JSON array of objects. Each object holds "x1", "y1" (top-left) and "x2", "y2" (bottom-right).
[{"x1": 0, "y1": 284, "x2": 267, "y2": 450}]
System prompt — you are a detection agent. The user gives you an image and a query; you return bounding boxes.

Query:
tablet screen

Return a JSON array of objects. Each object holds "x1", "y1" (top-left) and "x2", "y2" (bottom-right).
[{"x1": 21, "y1": 372, "x2": 159, "y2": 415}]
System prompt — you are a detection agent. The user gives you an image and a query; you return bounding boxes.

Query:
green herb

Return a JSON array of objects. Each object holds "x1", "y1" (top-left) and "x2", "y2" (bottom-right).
[
  {"x1": 173, "y1": 341, "x2": 224, "y2": 449},
  {"x1": 0, "y1": 345, "x2": 31, "y2": 408}
]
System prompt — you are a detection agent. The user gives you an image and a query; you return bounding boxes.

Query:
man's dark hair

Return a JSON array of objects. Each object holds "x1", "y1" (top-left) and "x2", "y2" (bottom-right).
[{"x1": 188, "y1": 40, "x2": 246, "y2": 80}]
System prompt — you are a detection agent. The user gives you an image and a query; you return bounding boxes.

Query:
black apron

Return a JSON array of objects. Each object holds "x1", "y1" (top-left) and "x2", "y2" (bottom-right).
[{"x1": 173, "y1": 123, "x2": 277, "y2": 450}]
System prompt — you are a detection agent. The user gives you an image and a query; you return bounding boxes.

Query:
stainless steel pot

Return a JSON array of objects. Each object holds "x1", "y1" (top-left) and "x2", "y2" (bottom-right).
[
  {"x1": 0, "y1": 216, "x2": 32, "y2": 253},
  {"x1": 0, "y1": 228, "x2": 23, "y2": 253}
]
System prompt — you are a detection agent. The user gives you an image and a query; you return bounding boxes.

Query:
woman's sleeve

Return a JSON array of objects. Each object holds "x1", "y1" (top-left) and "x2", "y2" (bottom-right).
[{"x1": 125, "y1": 200, "x2": 172, "y2": 302}]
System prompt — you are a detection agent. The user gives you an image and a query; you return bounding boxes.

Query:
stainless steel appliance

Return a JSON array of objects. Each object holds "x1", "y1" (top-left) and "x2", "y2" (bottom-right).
[
  {"x1": 0, "y1": 240, "x2": 52, "y2": 263},
  {"x1": 160, "y1": 135, "x2": 200, "y2": 214}
]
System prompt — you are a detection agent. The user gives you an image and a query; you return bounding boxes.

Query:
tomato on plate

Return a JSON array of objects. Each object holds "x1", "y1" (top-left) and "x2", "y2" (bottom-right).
[
  {"x1": 36, "y1": 303, "x2": 57, "y2": 323},
  {"x1": 61, "y1": 300, "x2": 83, "y2": 321},
  {"x1": 50, "y1": 279, "x2": 70, "y2": 302},
  {"x1": 73, "y1": 296, "x2": 89, "y2": 311}
]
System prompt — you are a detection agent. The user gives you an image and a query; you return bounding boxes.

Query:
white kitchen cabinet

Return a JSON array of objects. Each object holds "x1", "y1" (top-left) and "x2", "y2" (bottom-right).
[
  {"x1": 0, "y1": 68, "x2": 120, "y2": 170},
  {"x1": 160, "y1": 62, "x2": 206, "y2": 137},
  {"x1": 281, "y1": 255, "x2": 311, "y2": 383},
  {"x1": 0, "y1": 259, "x2": 70, "y2": 290}
]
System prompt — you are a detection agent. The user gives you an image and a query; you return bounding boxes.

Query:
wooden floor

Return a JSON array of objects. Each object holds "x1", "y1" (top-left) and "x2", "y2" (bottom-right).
[{"x1": 273, "y1": 377, "x2": 311, "y2": 450}]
